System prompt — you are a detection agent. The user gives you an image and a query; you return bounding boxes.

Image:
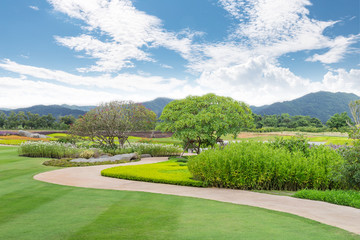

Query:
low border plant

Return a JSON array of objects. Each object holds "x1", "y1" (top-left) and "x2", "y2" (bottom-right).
[{"x1": 294, "y1": 189, "x2": 360, "y2": 209}]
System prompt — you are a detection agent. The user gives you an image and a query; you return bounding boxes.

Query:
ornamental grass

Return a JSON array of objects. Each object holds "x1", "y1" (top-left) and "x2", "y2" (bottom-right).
[
  {"x1": 188, "y1": 141, "x2": 345, "y2": 191},
  {"x1": 19, "y1": 141, "x2": 82, "y2": 159}
]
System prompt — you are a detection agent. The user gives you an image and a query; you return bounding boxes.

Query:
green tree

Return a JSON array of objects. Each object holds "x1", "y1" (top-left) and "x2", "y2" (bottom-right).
[
  {"x1": 59, "y1": 115, "x2": 76, "y2": 125},
  {"x1": 70, "y1": 101, "x2": 157, "y2": 148},
  {"x1": 295, "y1": 116, "x2": 311, "y2": 127},
  {"x1": 6, "y1": 111, "x2": 18, "y2": 129},
  {"x1": 252, "y1": 113, "x2": 263, "y2": 128},
  {"x1": 157, "y1": 94, "x2": 253, "y2": 154},
  {"x1": 25, "y1": 112, "x2": 41, "y2": 129},
  {"x1": 40, "y1": 114, "x2": 56, "y2": 129},
  {"x1": 278, "y1": 113, "x2": 291, "y2": 128},
  {"x1": 16, "y1": 111, "x2": 27, "y2": 128},
  {"x1": 262, "y1": 115, "x2": 278, "y2": 127},
  {"x1": 310, "y1": 117, "x2": 323, "y2": 128},
  {"x1": 348, "y1": 100, "x2": 360, "y2": 139},
  {"x1": 0, "y1": 111, "x2": 6, "y2": 128},
  {"x1": 326, "y1": 112, "x2": 352, "y2": 130}
]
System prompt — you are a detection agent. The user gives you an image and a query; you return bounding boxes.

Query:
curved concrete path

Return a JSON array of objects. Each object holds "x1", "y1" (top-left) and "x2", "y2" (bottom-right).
[{"x1": 34, "y1": 157, "x2": 360, "y2": 235}]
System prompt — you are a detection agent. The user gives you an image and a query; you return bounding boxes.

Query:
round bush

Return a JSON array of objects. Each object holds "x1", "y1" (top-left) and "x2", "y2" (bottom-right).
[{"x1": 188, "y1": 141, "x2": 345, "y2": 191}]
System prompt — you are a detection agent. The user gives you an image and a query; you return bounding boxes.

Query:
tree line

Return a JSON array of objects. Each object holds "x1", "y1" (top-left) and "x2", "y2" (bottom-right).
[
  {"x1": 0, "y1": 104, "x2": 354, "y2": 132},
  {"x1": 0, "y1": 111, "x2": 75, "y2": 130},
  {"x1": 252, "y1": 112, "x2": 353, "y2": 131}
]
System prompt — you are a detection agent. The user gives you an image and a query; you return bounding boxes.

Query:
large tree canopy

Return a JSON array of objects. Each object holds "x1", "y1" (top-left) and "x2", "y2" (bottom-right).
[
  {"x1": 70, "y1": 101, "x2": 156, "y2": 148},
  {"x1": 157, "y1": 94, "x2": 253, "y2": 154}
]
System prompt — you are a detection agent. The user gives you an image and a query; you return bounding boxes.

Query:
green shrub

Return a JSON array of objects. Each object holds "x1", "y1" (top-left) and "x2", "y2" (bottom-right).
[
  {"x1": 56, "y1": 135, "x2": 78, "y2": 144},
  {"x1": 43, "y1": 158, "x2": 132, "y2": 167},
  {"x1": 337, "y1": 141, "x2": 360, "y2": 190},
  {"x1": 79, "y1": 149, "x2": 96, "y2": 159},
  {"x1": 270, "y1": 136, "x2": 310, "y2": 156},
  {"x1": 101, "y1": 159, "x2": 204, "y2": 187},
  {"x1": 19, "y1": 141, "x2": 83, "y2": 159},
  {"x1": 294, "y1": 189, "x2": 360, "y2": 209},
  {"x1": 188, "y1": 141, "x2": 345, "y2": 191},
  {"x1": 101, "y1": 143, "x2": 182, "y2": 157}
]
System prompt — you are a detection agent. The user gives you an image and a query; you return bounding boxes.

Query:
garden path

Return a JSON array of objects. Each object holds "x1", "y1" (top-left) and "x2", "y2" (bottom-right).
[{"x1": 34, "y1": 157, "x2": 360, "y2": 235}]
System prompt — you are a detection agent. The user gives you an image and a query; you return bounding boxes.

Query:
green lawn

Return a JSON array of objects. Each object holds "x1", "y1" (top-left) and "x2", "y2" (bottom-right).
[
  {"x1": 0, "y1": 146, "x2": 359, "y2": 240},
  {"x1": 308, "y1": 136, "x2": 353, "y2": 145},
  {"x1": 101, "y1": 158, "x2": 204, "y2": 187}
]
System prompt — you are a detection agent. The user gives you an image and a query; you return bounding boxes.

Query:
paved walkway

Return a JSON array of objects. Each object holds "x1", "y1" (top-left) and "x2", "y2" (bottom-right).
[{"x1": 34, "y1": 157, "x2": 360, "y2": 235}]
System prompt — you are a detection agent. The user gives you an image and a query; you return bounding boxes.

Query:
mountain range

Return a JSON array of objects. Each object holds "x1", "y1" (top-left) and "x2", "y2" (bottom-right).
[
  {"x1": 1, "y1": 92, "x2": 358, "y2": 122},
  {"x1": 250, "y1": 91, "x2": 359, "y2": 122}
]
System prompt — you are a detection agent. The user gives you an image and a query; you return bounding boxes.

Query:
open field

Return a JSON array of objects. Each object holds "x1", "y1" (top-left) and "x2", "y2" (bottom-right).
[
  {"x1": 0, "y1": 130, "x2": 353, "y2": 146},
  {"x1": 1, "y1": 146, "x2": 359, "y2": 239},
  {"x1": 221, "y1": 131, "x2": 352, "y2": 145}
]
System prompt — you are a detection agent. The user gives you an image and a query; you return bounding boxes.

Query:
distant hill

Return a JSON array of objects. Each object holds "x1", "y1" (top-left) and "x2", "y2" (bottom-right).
[
  {"x1": 0, "y1": 98, "x2": 175, "y2": 119},
  {"x1": 1, "y1": 105, "x2": 86, "y2": 119},
  {"x1": 60, "y1": 104, "x2": 95, "y2": 112},
  {"x1": 142, "y1": 97, "x2": 174, "y2": 117},
  {"x1": 1, "y1": 92, "x2": 358, "y2": 122},
  {"x1": 251, "y1": 91, "x2": 359, "y2": 123}
]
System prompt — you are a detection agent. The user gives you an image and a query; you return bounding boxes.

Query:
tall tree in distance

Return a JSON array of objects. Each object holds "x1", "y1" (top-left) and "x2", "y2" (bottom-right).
[
  {"x1": 70, "y1": 101, "x2": 157, "y2": 148},
  {"x1": 326, "y1": 112, "x2": 352, "y2": 130},
  {"x1": 348, "y1": 100, "x2": 360, "y2": 139}
]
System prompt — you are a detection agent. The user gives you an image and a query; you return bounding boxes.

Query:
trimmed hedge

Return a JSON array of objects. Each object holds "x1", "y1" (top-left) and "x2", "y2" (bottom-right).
[
  {"x1": 294, "y1": 189, "x2": 360, "y2": 209},
  {"x1": 188, "y1": 141, "x2": 345, "y2": 191}
]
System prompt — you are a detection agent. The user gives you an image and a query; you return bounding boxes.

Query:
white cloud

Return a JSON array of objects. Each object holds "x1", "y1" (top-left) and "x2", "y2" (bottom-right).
[
  {"x1": 55, "y1": 34, "x2": 152, "y2": 72},
  {"x1": 0, "y1": 59, "x2": 198, "y2": 104},
  {"x1": 0, "y1": 58, "x2": 358, "y2": 108},
  {"x1": 0, "y1": 77, "x2": 121, "y2": 108},
  {"x1": 215, "y1": 0, "x2": 357, "y2": 65},
  {"x1": 322, "y1": 68, "x2": 360, "y2": 93},
  {"x1": 29, "y1": 6, "x2": 39, "y2": 11},
  {"x1": 0, "y1": 74, "x2": 206, "y2": 109},
  {"x1": 306, "y1": 35, "x2": 360, "y2": 64},
  {"x1": 196, "y1": 56, "x2": 360, "y2": 106},
  {"x1": 160, "y1": 64, "x2": 173, "y2": 69},
  {"x1": 48, "y1": 0, "x2": 196, "y2": 72}
]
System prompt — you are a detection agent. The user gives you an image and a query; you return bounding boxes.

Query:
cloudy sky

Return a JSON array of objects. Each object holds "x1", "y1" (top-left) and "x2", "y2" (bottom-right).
[{"x1": 0, "y1": 0, "x2": 359, "y2": 108}]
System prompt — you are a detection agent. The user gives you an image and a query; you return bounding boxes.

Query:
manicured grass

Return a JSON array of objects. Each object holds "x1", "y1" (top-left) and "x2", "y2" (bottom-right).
[
  {"x1": 221, "y1": 132, "x2": 353, "y2": 145},
  {"x1": 308, "y1": 136, "x2": 353, "y2": 145},
  {"x1": 46, "y1": 133, "x2": 69, "y2": 138},
  {"x1": 128, "y1": 136, "x2": 182, "y2": 145},
  {"x1": 101, "y1": 158, "x2": 205, "y2": 187},
  {"x1": 0, "y1": 146, "x2": 359, "y2": 239},
  {"x1": 294, "y1": 189, "x2": 360, "y2": 209}
]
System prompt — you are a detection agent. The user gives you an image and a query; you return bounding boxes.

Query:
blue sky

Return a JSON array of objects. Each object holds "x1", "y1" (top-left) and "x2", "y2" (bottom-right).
[{"x1": 0, "y1": 0, "x2": 359, "y2": 108}]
